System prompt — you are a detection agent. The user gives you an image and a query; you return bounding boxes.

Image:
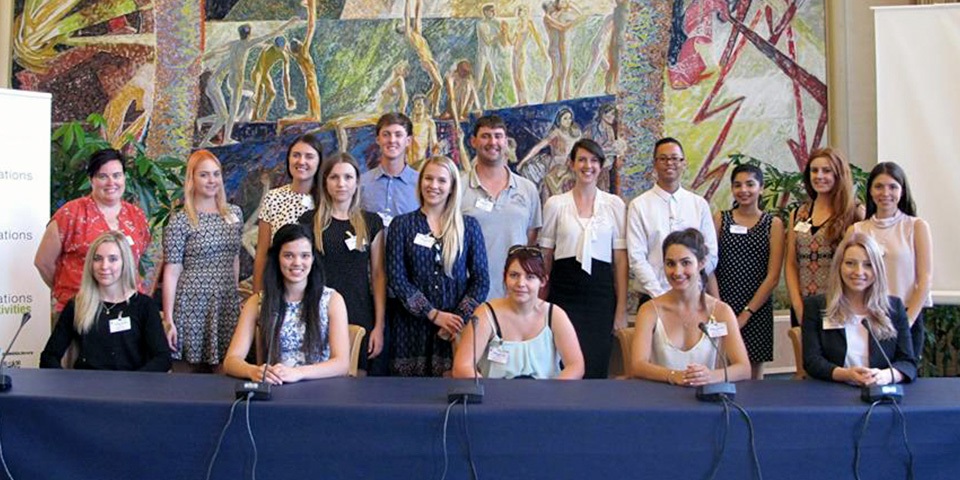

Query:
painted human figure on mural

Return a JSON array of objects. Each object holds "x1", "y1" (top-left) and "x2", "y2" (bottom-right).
[
  {"x1": 404, "y1": 0, "x2": 444, "y2": 116},
  {"x1": 505, "y1": 5, "x2": 547, "y2": 106},
  {"x1": 517, "y1": 107, "x2": 583, "y2": 203},
  {"x1": 542, "y1": 0, "x2": 584, "y2": 103},
  {"x1": 102, "y1": 61, "x2": 155, "y2": 148},
  {"x1": 280, "y1": 0, "x2": 324, "y2": 129},
  {"x1": 575, "y1": 0, "x2": 627, "y2": 97},
  {"x1": 251, "y1": 36, "x2": 295, "y2": 122},
  {"x1": 408, "y1": 94, "x2": 440, "y2": 171},
  {"x1": 198, "y1": 21, "x2": 293, "y2": 146},
  {"x1": 667, "y1": 0, "x2": 729, "y2": 89},
  {"x1": 443, "y1": 59, "x2": 482, "y2": 171},
  {"x1": 585, "y1": 103, "x2": 626, "y2": 194},
  {"x1": 476, "y1": 4, "x2": 508, "y2": 109}
]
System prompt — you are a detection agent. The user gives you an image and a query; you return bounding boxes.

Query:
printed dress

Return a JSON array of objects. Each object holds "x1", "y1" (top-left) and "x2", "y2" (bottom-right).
[{"x1": 163, "y1": 205, "x2": 243, "y2": 364}]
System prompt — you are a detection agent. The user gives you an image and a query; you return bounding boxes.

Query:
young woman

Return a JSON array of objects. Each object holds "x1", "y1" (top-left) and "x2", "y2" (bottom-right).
[
  {"x1": 40, "y1": 231, "x2": 170, "y2": 371},
  {"x1": 386, "y1": 156, "x2": 489, "y2": 377},
  {"x1": 539, "y1": 138, "x2": 627, "y2": 379},
  {"x1": 299, "y1": 153, "x2": 386, "y2": 374},
  {"x1": 785, "y1": 147, "x2": 863, "y2": 325},
  {"x1": 802, "y1": 232, "x2": 917, "y2": 385},
  {"x1": 452, "y1": 245, "x2": 584, "y2": 379},
  {"x1": 35, "y1": 148, "x2": 151, "y2": 313},
  {"x1": 253, "y1": 134, "x2": 322, "y2": 293},
  {"x1": 630, "y1": 228, "x2": 751, "y2": 386},
  {"x1": 162, "y1": 149, "x2": 243, "y2": 373},
  {"x1": 713, "y1": 164, "x2": 784, "y2": 379},
  {"x1": 849, "y1": 162, "x2": 932, "y2": 359},
  {"x1": 224, "y1": 224, "x2": 349, "y2": 383}
]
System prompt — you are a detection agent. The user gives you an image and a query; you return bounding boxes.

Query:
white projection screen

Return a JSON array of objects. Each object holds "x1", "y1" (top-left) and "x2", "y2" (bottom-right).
[{"x1": 875, "y1": 4, "x2": 960, "y2": 304}]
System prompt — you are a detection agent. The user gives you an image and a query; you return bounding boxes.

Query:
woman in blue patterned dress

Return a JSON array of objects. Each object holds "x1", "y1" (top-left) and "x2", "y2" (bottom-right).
[
  {"x1": 162, "y1": 149, "x2": 243, "y2": 373},
  {"x1": 387, "y1": 156, "x2": 489, "y2": 377},
  {"x1": 713, "y1": 164, "x2": 784, "y2": 379},
  {"x1": 223, "y1": 224, "x2": 349, "y2": 383}
]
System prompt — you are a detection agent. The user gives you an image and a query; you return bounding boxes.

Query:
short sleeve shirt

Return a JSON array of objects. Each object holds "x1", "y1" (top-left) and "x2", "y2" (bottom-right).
[{"x1": 258, "y1": 184, "x2": 314, "y2": 238}]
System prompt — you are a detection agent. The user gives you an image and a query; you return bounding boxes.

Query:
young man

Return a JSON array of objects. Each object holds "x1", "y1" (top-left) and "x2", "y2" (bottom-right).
[
  {"x1": 461, "y1": 115, "x2": 541, "y2": 299},
  {"x1": 627, "y1": 137, "x2": 718, "y2": 304},
  {"x1": 360, "y1": 113, "x2": 420, "y2": 227}
]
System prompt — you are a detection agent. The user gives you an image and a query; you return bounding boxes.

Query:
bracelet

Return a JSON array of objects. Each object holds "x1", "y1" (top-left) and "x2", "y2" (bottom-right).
[
  {"x1": 744, "y1": 306, "x2": 755, "y2": 315},
  {"x1": 429, "y1": 310, "x2": 438, "y2": 322},
  {"x1": 667, "y1": 370, "x2": 678, "y2": 385}
]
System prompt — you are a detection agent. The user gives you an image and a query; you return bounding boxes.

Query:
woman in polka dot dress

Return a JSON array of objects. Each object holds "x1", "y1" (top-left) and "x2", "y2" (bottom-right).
[{"x1": 714, "y1": 164, "x2": 784, "y2": 379}]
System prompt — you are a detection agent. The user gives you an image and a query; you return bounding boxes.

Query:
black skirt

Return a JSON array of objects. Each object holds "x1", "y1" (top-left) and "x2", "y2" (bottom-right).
[{"x1": 547, "y1": 257, "x2": 615, "y2": 379}]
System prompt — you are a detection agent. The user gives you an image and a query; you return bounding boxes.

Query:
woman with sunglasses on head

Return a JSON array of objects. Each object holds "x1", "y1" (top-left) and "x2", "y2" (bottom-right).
[
  {"x1": 252, "y1": 134, "x2": 323, "y2": 293},
  {"x1": 386, "y1": 156, "x2": 489, "y2": 377},
  {"x1": 713, "y1": 164, "x2": 784, "y2": 379},
  {"x1": 223, "y1": 224, "x2": 350, "y2": 383},
  {"x1": 162, "y1": 150, "x2": 243, "y2": 373},
  {"x1": 785, "y1": 147, "x2": 863, "y2": 326},
  {"x1": 452, "y1": 245, "x2": 584, "y2": 379},
  {"x1": 299, "y1": 153, "x2": 386, "y2": 374},
  {"x1": 802, "y1": 232, "x2": 916, "y2": 385},
  {"x1": 539, "y1": 138, "x2": 628, "y2": 379},
  {"x1": 848, "y1": 162, "x2": 931, "y2": 360},
  {"x1": 40, "y1": 231, "x2": 170, "y2": 371},
  {"x1": 630, "y1": 228, "x2": 750, "y2": 386}
]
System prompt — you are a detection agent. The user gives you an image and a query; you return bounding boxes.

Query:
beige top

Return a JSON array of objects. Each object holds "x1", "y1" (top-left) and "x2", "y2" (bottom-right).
[{"x1": 852, "y1": 212, "x2": 932, "y2": 307}]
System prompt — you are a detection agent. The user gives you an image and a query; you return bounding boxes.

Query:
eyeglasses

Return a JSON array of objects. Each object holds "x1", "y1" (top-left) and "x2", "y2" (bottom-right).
[
  {"x1": 655, "y1": 156, "x2": 685, "y2": 164},
  {"x1": 508, "y1": 245, "x2": 542, "y2": 257}
]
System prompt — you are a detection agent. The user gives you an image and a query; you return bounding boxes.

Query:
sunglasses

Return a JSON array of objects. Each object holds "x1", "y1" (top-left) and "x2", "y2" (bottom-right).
[{"x1": 508, "y1": 245, "x2": 542, "y2": 257}]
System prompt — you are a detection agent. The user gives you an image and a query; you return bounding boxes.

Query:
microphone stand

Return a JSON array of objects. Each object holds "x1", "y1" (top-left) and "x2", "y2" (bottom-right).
[
  {"x1": 0, "y1": 312, "x2": 32, "y2": 392},
  {"x1": 696, "y1": 322, "x2": 736, "y2": 402},
  {"x1": 235, "y1": 317, "x2": 277, "y2": 401},
  {"x1": 448, "y1": 315, "x2": 484, "y2": 404},
  {"x1": 860, "y1": 319, "x2": 905, "y2": 403}
]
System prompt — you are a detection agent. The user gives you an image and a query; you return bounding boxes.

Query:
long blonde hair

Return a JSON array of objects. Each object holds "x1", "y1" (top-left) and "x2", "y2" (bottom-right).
[
  {"x1": 418, "y1": 156, "x2": 464, "y2": 277},
  {"x1": 312, "y1": 153, "x2": 369, "y2": 254},
  {"x1": 74, "y1": 231, "x2": 138, "y2": 333},
  {"x1": 825, "y1": 232, "x2": 896, "y2": 339},
  {"x1": 183, "y1": 149, "x2": 231, "y2": 226}
]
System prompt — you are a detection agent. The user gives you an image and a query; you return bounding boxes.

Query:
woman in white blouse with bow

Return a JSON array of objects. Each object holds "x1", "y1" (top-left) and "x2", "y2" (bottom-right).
[{"x1": 539, "y1": 138, "x2": 628, "y2": 378}]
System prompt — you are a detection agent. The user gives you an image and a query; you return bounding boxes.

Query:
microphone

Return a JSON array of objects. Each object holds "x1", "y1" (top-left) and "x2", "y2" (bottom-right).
[
  {"x1": 235, "y1": 316, "x2": 278, "y2": 401},
  {"x1": 448, "y1": 314, "x2": 484, "y2": 404},
  {"x1": 695, "y1": 322, "x2": 736, "y2": 402},
  {"x1": 0, "y1": 312, "x2": 32, "y2": 392},
  {"x1": 860, "y1": 318, "x2": 905, "y2": 403}
]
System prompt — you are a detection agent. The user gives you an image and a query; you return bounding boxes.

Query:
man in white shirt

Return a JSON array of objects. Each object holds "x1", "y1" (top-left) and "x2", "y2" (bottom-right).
[
  {"x1": 627, "y1": 137, "x2": 718, "y2": 304},
  {"x1": 461, "y1": 115, "x2": 542, "y2": 299}
]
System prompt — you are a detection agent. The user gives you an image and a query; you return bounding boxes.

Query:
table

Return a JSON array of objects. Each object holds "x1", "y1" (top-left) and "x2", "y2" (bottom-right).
[{"x1": 0, "y1": 369, "x2": 958, "y2": 479}]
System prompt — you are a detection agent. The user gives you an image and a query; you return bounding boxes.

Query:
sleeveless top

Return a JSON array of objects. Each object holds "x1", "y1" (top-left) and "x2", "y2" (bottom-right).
[
  {"x1": 476, "y1": 302, "x2": 562, "y2": 379},
  {"x1": 276, "y1": 287, "x2": 334, "y2": 366},
  {"x1": 852, "y1": 212, "x2": 932, "y2": 307},
  {"x1": 650, "y1": 300, "x2": 718, "y2": 370},
  {"x1": 794, "y1": 204, "x2": 835, "y2": 298}
]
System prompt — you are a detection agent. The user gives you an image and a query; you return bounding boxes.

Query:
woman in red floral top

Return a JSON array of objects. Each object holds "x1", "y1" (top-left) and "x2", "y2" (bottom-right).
[{"x1": 35, "y1": 148, "x2": 151, "y2": 312}]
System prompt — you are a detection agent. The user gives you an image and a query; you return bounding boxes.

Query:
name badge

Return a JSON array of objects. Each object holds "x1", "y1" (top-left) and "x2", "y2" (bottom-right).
[
  {"x1": 345, "y1": 232, "x2": 359, "y2": 251},
  {"x1": 823, "y1": 314, "x2": 844, "y2": 330},
  {"x1": 794, "y1": 220, "x2": 811, "y2": 233},
  {"x1": 487, "y1": 345, "x2": 509, "y2": 364},
  {"x1": 414, "y1": 233, "x2": 436, "y2": 248},
  {"x1": 125, "y1": 235, "x2": 135, "y2": 246},
  {"x1": 704, "y1": 321, "x2": 728, "y2": 338},
  {"x1": 378, "y1": 212, "x2": 393, "y2": 228},
  {"x1": 109, "y1": 316, "x2": 132, "y2": 334},
  {"x1": 475, "y1": 197, "x2": 495, "y2": 212},
  {"x1": 301, "y1": 195, "x2": 314, "y2": 209},
  {"x1": 729, "y1": 224, "x2": 748, "y2": 235},
  {"x1": 226, "y1": 213, "x2": 240, "y2": 224}
]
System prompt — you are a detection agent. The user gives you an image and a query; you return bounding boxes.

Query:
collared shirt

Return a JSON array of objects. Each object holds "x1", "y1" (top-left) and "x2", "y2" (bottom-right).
[
  {"x1": 627, "y1": 184, "x2": 718, "y2": 297},
  {"x1": 540, "y1": 190, "x2": 626, "y2": 272},
  {"x1": 359, "y1": 164, "x2": 420, "y2": 227},
  {"x1": 461, "y1": 167, "x2": 542, "y2": 299}
]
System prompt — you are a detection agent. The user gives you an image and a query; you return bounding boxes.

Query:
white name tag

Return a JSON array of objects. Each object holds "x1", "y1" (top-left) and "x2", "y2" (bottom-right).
[
  {"x1": 345, "y1": 232, "x2": 359, "y2": 251},
  {"x1": 378, "y1": 212, "x2": 393, "y2": 228},
  {"x1": 226, "y1": 213, "x2": 240, "y2": 224},
  {"x1": 301, "y1": 195, "x2": 314, "y2": 209},
  {"x1": 705, "y1": 321, "x2": 728, "y2": 338},
  {"x1": 475, "y1": 197, "x2": 495, "y2": 212},
  {"x1": 487, "y1": 345, "x2": 509, "y2": 364},
  {"x1": 823, "y1": 316, "x2": 844, "y2": 330},
  {"x1": 125, "y1": 235, "x2": 135, "y2": 246},
  {"x1": 794, "y1": 220, "x2": 811, "y2": 233},
  {"x1": 109, "y1": 316, "x2": 132, "y2": 333},
  {"x1": 729, "y1": 224, "x2": 748, "y2": 235},
  {"x1": 414, "y1": 233, "x2": 436, "y2": 248}
]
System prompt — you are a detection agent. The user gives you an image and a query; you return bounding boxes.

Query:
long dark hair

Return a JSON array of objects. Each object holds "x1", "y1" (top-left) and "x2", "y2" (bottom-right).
[
  {"x1": 259, "y1": 223, "x2": 327, "y2": 363},
  {"x1": 865, "y1": 161, "x2": 916, "y2": 218},
  {"x1": 662, "y1": 228, "x2": 710, "y2": 310},
  {"x1": 285, "y1": 133, "x2": 324, "y2": 201}
]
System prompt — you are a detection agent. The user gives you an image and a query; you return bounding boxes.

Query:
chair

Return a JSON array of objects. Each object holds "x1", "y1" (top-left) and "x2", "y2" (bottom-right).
[
  {"x1": 787, "y1": 326, "x2": 806, "y2": 379},
  {"x1": 614, "y1": 327, "x2": 635, "y2": 378},
  {"x1": 347, "y1": 325, "x2": 366, "y2": 378}
]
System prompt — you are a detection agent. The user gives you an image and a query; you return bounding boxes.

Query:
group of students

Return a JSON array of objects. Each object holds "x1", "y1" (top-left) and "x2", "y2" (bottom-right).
[{"x1": 33, "y1": 112, "x2": 930, "y2": 391}]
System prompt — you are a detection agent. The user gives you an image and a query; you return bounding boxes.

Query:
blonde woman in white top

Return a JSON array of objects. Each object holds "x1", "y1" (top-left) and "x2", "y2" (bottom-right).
[
  {"x1": 630, "y1": 228, "x2": 750, "y2": 386},
  {"x1": 539, "y1": 138, "x2": 627, "y2": 378}
]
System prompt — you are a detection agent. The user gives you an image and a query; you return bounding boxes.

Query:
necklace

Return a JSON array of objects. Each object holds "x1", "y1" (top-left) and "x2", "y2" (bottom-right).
[{"x1": 102, "y1": 298, "x2": 127, "y2": 316}]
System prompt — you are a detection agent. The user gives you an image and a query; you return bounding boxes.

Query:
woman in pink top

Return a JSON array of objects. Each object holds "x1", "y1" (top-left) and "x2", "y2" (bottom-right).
[
  {"x1": 849, "y1": 162, "x2": 932, "y2": 359},
  {"x1": 34, "y1": 149, "x2": 151, "y2": 313}
]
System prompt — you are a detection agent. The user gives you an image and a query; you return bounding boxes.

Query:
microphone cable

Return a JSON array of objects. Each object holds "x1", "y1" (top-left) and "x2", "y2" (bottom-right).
[
  {"x1": 439, "y1": 398, "x2": 458, "y2": 480},
  {"x1": 0, "y1": 414, "x2": 15, "y2": 480},
  {"x1": 245, "y1": 393, "x2": 259, "y2": 480},
  {"x1": 704, "y1": 396, "x2": 731, "y2": 480},
  {"x1": 461, "y1": 398, "x2": 480, "y2": 480},
  {"x1": 854, "y1": 398, "x2": 914, "y2": 480},
  {"x1": 726, "y1": 398, "x2": 763, "y2": 480},
  {"x1": 204, "y1": 393, "x2": 248, "y2": 480}
]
